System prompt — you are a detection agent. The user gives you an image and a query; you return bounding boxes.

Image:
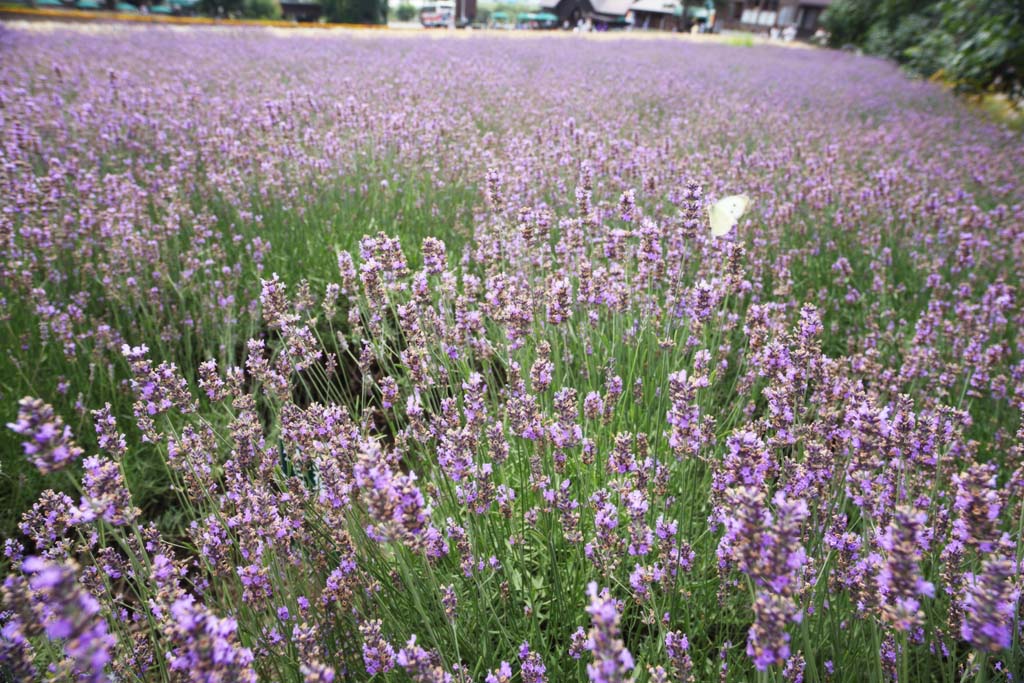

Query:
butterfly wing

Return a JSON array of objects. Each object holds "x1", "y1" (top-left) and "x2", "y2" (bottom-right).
[{"x1": 708, "y1": 194, "x2": 750, "y2": 237}]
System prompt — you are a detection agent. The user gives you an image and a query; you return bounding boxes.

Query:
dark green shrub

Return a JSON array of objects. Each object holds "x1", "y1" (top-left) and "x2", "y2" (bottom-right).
[
  {"x1": 933, "y1": 0, "x2": 1023, "y2": 99},
  {"x1": 865, "y1": 11, "x2": 938, "y2": 63},
  {"x1": 243, "y1": 0, "x2": 282, "y2": 19},
  {"x1": 821, "y1": 0, "x2": 874, "y2": 47},
  {"x1": 396, "y1": 3, "x2": 416, "y2": 20},
  {"x1": 823, "y1": 0, "x2": 1022, "y2": 101},
  {"x1": 322, "y1": 0, "x2": 388, "y2": 24}
]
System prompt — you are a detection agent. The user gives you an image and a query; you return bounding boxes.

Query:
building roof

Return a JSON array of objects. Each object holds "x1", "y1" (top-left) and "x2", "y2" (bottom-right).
[
  {"x1": 629, "y1": 0, "x2": 679, "y2": 14},
  {"x1": 538, "y1": 0, "x2": 653, "y2": 19},
  {"x1": 590, "y1": 0, "x2": 634, "y2": 17}
]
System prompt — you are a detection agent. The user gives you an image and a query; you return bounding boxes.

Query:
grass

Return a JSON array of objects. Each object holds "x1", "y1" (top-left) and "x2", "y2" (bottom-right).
[
  {"x1": 0, "y1": 155, "x2": 479, "y2": 541},
  {"x1": 969, "y1": 92, "x2": 1024, "y2": 131},
  {"x1": 723, "y1": 32, "x2": 755, "y2": 48}
]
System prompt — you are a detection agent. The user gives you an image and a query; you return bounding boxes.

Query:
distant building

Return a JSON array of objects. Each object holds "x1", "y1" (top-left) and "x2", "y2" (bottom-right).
[
  {"x1": 541, "y1": 0, "x2": 632, "y2": 28},
  {"x1": 541, "y1": 0, "x2": 717, "y2": 31},
  {"x1": 723, "y1": 0, "x2": 831, "y2": 36},
  {"x1": 628, "y1": 0, "x2": 682, "y2": 31},
  {"x1": 272, "y1": 0, "x2": 475, "y2": 24}
]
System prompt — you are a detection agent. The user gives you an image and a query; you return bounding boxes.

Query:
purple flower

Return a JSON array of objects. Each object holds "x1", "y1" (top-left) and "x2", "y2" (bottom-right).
[
  {"x1": 951, "y1": 462, "x2": 1003, "y2": 553},
  {"x1": 485, "y1": 661, "x2": 513, "y2": 683},
  {"x1": 664, "y1": 630, "x2": 693, "y2": 680},
  {"x1": 747, "y1": 592, "x2": 793, "y2": 671},
  {"x1": 12, "y1": 557, "x2": 115, "y2": 682},
  {"x1": 876, "y1": 507, "x2": 934, "y2": 631},
  {"x1": 421, "y1": 237, "x2": 448, "y2": 275},
  {"x1": 77, "y1": 455, "x2": 138, "y2": 526},
  {"x1": 353, "y1": 442, "x2": 434, "y2": 550},
  {"x1": 397, "y1": 635, "x2": 453, "y2": 683},
  {"x1": 164, "y1": 594, "x2": 257, "y2": 683},
  {"x1": 7, "y1": 397, "x2": 83, "y2": 474},
  {"x1": 960, "y1": 557, "x2": 1020, "y2": 652},
  {"x1": 360, "y1": 619, "x2": 396, "y2": 675},
  {"x1": 518, "y1": 641, "x2": 548, "y2": 683},
  {"x1": 441, "y1": 584, "x2": 458, "y2": 622},
  {"x1": 583, "y1": 583, "x2": 634, "y2": 683}
]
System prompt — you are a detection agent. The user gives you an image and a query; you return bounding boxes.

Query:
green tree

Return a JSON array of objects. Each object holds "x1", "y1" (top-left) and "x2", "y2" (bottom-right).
[
  {"x1": 199, "y1": 0, "x2": 244, "y2": 15},
  {"x1": 321, "y1": 0, "x2": 388, "y2": 24},
  {"x1": 863, "y1": 8, "x2": 940, "y2": 62},
  {"x1": 821, "y1": 0, "x2": 876, "y2": 47},
  {"x1": 928, "y1": 0, "x2": 1024, "y2": 99},
  {"x1": 823, "y1": 0, "x2": 1023, "y2": 102},
  {"x1": 243, "y1": 0, "x2": 282, "y2": 18},
  {"x1": 396, "y1": 3, "x2": 416, "y2": 21},
  {"x1": 873, "y1": 0, "x2": 935, "y2": 27}
]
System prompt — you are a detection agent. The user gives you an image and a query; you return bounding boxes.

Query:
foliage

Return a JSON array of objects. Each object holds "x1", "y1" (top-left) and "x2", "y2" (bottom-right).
[
  {"x1": 862, "y1": 10, "x2": 938, "y2": 62},
  {"x1": 241, "y1": 0, "x2": 282, "y2": 19},
  {"x1": 820, "y1": 0, "x2": 874, "y2": 47},
  {"x1": 321, "y1": 0, "x2": 388, "y2": 24},
  {"x1": 822, "y1": 0, "x2": 940, "y2": 49},
  {"x1": 395, "y1": 2, "x2": 416, "y2": 21},
  {"x1": 928, "y1": 0, "x2": 1024, "y2": 99},
  {"x1": 724, "y1": 33, "x2": 754, "y2": 47},
  {"x1": 823, "y1": 0, "x2": 1023, "y2": 100},
  {"x1": 198, "y1": 0, "x2": 244, "y2": 16},
  {"x1": 902, "y1": 17, "x2": 956, "y2": 78}
]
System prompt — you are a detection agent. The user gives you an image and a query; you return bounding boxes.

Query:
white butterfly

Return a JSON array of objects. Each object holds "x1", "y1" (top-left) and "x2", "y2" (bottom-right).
[{"x1": 708, "y1": 194, "x2": 750, "y2": 237}]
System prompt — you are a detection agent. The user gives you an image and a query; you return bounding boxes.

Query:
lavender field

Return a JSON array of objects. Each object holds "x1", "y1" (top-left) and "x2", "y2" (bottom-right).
[{"x1": 2, "y1": 22, "x2": 1023, "y2": 683}]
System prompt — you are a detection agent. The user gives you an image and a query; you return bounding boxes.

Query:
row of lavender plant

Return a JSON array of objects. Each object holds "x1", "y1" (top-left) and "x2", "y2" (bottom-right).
[{"x1": 2, "y1": 22, "x2": 1023, "y2": 683}]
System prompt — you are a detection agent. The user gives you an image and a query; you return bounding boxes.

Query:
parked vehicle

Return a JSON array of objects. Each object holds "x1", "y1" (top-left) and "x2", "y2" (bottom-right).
[{"x1": 420, "y1": 1, "x2": 454, "y2": 27}]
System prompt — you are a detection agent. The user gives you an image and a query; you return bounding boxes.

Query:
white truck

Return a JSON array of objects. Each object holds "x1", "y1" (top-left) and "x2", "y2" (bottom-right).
[{"x1": 419, "y1": 1, "x2": 455, "y2": 27}]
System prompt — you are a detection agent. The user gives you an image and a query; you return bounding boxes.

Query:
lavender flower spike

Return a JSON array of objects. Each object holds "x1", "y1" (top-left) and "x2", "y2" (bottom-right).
[
  {"x1": 7, "y1": 397, "x2": 84, "y2": 474},
  {"x1": 584, "y1": 582, "x2": 634, "y2": 683}
]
